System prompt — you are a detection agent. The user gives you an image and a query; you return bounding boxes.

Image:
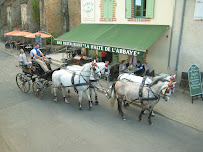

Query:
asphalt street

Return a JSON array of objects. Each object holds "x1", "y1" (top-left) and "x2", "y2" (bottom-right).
[{"x1": 0, "y1": 51, "x2": 203, "y2": 152}]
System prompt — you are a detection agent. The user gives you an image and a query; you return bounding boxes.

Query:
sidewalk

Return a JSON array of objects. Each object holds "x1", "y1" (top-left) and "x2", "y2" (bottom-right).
[
  {"x1": 99, "y1": 79, "x2": 203, "y2": 131},
  {"x1": 1, "y1": 43, "x2": 203, "y2": 131}
]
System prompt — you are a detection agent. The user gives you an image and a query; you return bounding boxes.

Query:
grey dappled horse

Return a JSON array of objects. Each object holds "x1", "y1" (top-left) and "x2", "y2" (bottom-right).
[{"x1": 110, "y1": 76, "x2": 176, "y2": 124}]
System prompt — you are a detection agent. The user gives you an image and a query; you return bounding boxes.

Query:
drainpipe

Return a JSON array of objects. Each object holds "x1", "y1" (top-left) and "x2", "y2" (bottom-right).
[
  {"x1": 168, "y1": 0, "x2": 177, "y2": 69},
  {"x1": 175, "y1": 0, "x2": 186, "y2": 75},
  {"x1": 62, "y1": 0, "x2": 68, "y2": 34}
]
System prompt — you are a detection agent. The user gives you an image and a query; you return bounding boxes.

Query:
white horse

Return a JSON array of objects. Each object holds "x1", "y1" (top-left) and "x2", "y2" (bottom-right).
[
  {"x1": 52, "y1": 62, "x2": 101, "y2": 110},
  {"x1": 118, "y1": 73, "x2": 176, "y2": 86},
  {"x1": 89, "y1": 62, "x2": 110, "y2": 105},
  {"x1": 66, "y1": 62, "x2": 110, "y2": 105}
]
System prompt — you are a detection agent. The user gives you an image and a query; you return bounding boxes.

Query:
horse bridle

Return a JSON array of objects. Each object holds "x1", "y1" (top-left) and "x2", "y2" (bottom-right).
[
  {"x1": 160, "y1": 85, "x2": 174, "y2": 98},
  {"x1": 90, "y1": 64, "x2": 101, "y2": 78}
]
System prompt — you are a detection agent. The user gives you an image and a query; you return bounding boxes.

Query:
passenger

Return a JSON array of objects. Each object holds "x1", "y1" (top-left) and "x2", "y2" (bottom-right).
[
  {"x1": 135, "y1": 60, "x2": 143, "y2": 69},
  {"x1": 19, "y1": 49, "x2": 32, "y2": 67},
  {"x1": 134, "y1": 60, "x2": 145, "y2": 76},
  {"x1": 5, "y1": 41, "x2": 10, "y2": 49},
  {"x1": 119, "y1": 60, "x2": 127, "y2": 75},
  {"x1": 30, "y1": 43, "x2": 50, "y2": 73},
  {"x1": 95, "y1": 56, "x2": 100, "y2": 62}
]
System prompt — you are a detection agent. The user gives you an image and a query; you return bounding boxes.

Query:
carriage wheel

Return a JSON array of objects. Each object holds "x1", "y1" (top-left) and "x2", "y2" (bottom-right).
[
  {"x1": 16, "y1": 73, "x2": 30, "y2": 93},
  {"x1": 32, "y1": 82, "x2": 44, "y2": 99}
]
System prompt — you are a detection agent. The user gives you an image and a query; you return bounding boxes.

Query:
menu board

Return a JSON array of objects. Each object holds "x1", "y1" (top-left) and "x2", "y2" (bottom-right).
[
  {"x1": 188, "y1": 64, "x2": 202, "y2": 96},
  {"x1": 73, "y1": 55, "x2": 82, "y2": 61}
]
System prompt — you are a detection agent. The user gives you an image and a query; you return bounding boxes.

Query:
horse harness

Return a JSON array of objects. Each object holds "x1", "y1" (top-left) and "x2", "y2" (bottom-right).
[
  {"x1": 138, "y1": 78, "x2": 172, "y2": 102},
  {"x1": 70, "y1": 72, "x2": 92, "y2": 93},
  {"x1": 138, "y1": 76, "x2": 160, "y2": 102},
  {"x1": 68, "y1": 65, "x2": 101, "y2": 92}
]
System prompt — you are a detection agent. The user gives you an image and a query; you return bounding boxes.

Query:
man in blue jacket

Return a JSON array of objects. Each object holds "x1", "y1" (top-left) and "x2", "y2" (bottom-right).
[{"x1": 30, "y1": 43, "x2": 50, "y2": 73}]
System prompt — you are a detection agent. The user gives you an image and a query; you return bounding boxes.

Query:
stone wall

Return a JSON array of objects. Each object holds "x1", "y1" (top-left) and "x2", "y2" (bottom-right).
[
  {"x1": 40, "y1": 0, "x2": 63, "y2": 36},
  {"x1": 0, "y1": 3, "x2": 7, "y2": 28},
  {"x1": 25, "y1": 0, "x2": 40, "y2": 32},
  {"x1": 68, "y1": 0, "x2": 81, "y2": 30},
  {"x1": 39, "y1": 0, "x2": 81, "y2": 36},
  {"x1": 0, "y1": 0, "x2": 81, "y2": 40},
  {"x1": 9, "y1": 0, "x2": 21, "y2": 29}
]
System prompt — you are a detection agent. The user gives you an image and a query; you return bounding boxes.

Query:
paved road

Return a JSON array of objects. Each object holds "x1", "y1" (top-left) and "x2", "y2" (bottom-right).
[{"x1": 0, "y1": 51, "x2": 203, "y2": 152}]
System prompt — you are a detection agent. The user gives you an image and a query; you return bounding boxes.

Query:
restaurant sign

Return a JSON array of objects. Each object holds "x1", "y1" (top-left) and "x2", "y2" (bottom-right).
[
  {"x1": 82, "y1": 0, "x2": 94, "y2": 21},
  {"x1": 57, "y1": 40, "x2": 141, "y2": 56}
]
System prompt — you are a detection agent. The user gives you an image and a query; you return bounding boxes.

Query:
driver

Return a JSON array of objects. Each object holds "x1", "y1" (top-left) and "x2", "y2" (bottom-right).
[{"x1": 30, "y1": 43, "x2": 50, "y2": 73}]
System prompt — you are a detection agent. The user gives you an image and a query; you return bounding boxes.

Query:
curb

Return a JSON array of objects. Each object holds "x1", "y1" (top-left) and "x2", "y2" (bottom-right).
[
  {"x1": 154, "y1": 110, "x2": 203, "y2": 132},
  {"x1": 130, "y1": 102, "x2": 203, "y2": 132}
]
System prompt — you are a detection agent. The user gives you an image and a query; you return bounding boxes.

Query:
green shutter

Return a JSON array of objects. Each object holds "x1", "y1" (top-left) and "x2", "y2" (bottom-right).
[
  {"x1": 146, "y1": 0, "x2": 155, "y2": 18},
  {"x1": 125, "y1": 0, "x2": 132, "y2": 18},
  {"x1": 103, "y1": 0, "x2": 108, "y2": 18},
  {"x1": 108, "y1": 0, "x2": 113, "y2": 18}
]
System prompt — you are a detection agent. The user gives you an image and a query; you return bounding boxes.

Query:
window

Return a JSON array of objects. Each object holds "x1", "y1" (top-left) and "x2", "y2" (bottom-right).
[
  {"x1": 125, "y1": 0, "x2": 154, "y2": 19},
  {"x1": 134, "y1": 0, "x2": 146, "y2": 18},
  {"x1": 103, "y1": 0, "x2": 113, "y2": 19}
]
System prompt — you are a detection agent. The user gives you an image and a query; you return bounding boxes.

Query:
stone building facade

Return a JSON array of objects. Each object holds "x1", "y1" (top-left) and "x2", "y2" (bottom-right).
[
  {"x1": 67, "y1": 0, "x2": 81, "y2": 31},
  {"x1": 0, "y1": 0, "x2": 81, "y2": 40},
  {"x1": 20, "y1": 0, "x2": 40, "y2": 32},
  {"x1": 39, "y1": 0, "x2": 81, "y2": 36}
]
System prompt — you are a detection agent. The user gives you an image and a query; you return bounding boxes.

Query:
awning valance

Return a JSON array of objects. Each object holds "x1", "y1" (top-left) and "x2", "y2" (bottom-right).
[{"x1": 56, "y1": 24, "x2": 169, "y2": 55}]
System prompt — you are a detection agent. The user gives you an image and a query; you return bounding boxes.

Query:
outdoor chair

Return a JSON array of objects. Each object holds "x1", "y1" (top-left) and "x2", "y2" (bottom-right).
[
  {"x1": 180, "y1": 72, "x2": 188, "y2": 87},
  {"x1": 146, "y1": 70, "x2": 155, "y2": 77},
  {"x1": 201, "y1": 72, "x2": 203, "y2": 81},
  {"x1": 180, "y1": 72, "x2": 189, "y2": 93}
]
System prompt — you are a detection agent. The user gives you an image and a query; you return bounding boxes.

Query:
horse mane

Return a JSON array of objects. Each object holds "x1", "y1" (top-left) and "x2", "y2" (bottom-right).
[
  {"x1": 149, "y1": 75, "x2": 168, "y2": 87},
  {"x1": 80, "y1": 62, "x2": 91, "y2": 72}
]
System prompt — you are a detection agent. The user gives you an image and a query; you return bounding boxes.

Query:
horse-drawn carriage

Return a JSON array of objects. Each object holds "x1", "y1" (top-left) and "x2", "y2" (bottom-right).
[
  {"x1": 16, "y1": 59, "x2": 108, "y2": 109},
  {"x1": 16, "y1": 59, "x2": 57, "y2": 99},
  {"x1": 16, "y1": 57, "x2": 176, "y2": 124}
]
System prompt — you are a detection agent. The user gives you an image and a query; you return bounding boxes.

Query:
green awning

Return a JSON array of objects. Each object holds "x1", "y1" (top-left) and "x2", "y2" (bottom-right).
[{"x1": 56, "y1": 24, "x2": 168, "y2": 53}]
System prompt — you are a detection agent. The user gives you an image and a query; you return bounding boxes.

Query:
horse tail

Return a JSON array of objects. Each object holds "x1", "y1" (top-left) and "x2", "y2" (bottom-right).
[{"x1": 110, "y1": 82, "x2": 117, "y2": 108}]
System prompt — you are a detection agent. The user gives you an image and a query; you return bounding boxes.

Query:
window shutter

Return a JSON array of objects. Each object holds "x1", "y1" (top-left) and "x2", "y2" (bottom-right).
[
  {"x1": 103, "y1": 0, "x2": 108, "y2": 18},
  {"x1": 146, "y1": 0, "x2": 155, "y2": 18},
  {"x1": 108, "y1": 0, "x2": 113, "y2": 18},
  {"x1": 125, "y1": 0, "x2": 132, "y2": 18},
  {"x1": 194, "y1": 0, "x2": 203, "y2": 20}
]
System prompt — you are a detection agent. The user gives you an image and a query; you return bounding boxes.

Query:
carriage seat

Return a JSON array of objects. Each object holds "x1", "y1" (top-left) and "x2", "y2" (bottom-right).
[{"x1": 19, "y1": 61, "x2": 32, "y2": 68}]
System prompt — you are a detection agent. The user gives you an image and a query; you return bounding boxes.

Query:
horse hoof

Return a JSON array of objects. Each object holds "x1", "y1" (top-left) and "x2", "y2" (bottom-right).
[
  {"x1": 89, "y1": 107, "x2": 92, "y2": 110},
  {"x1": 65, "y1": 100, "x2": 69, "y2": 104},
  {"x1": 79, "y1": 107, "x2": 82, "y2": 110},
  {"x1": 122, "y1": 116, "x2": 126, "y2": 120},
  {"x1": 64, "y1": 98, "x2": 69, "y2": 104},
  {"x1": 148, "y1": 121, "x2": 152, "y2": 125},
  {"x1": 151, "y1": 112, "x2": 155, "y2": 117},
  {"x1": 124, "y1": 103, "x2": 129, "y2": 107},
  {"x1": 54, "y1": 98, "x2": 58, "y2": 103},
  {"x1": 95, "y1": 101, "x2": 99, "y2": 105}
]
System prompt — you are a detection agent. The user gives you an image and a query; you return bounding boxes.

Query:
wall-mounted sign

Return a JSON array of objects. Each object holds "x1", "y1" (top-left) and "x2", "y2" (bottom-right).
[
  {"x1": 82, "y1": 0, "x2": 94, "y2": 20},
  {"x1": 57, "y1": 40, "x2": 141, "y2": 56},
  {"x1": 194, "y1": 0, "x2": 203, "y2": 20}
]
